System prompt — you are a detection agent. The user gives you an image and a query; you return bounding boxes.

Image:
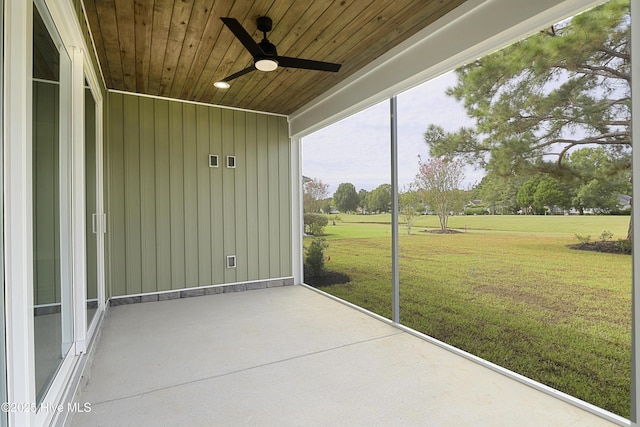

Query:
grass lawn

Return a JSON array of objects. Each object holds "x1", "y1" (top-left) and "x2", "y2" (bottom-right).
[
  {"x1": 306, "y1": 214, "x2": 632, "y2": 417},
  {"x1": 334, "y1": 213, "x2": 629, "y2": 237}
]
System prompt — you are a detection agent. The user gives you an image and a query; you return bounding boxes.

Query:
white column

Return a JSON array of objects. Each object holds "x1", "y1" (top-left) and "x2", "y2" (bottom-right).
[
  {"x1": 290, "y1": 135, "x2": 304, "y2": 284},
  {"x1": 4, "y1": 1, "x2": 36, "y2": 426},
  {"x1": 390, "y1": 97, "x2": 400, "y2": 324}
]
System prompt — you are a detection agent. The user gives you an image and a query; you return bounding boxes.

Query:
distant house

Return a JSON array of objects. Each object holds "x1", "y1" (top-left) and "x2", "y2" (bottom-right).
[
  {"x1": 618, "y1": 194, "x2": 632, "y2": 210},
  {"x1": 465, "y1": 199, "x2": 489, "y2": 215}
]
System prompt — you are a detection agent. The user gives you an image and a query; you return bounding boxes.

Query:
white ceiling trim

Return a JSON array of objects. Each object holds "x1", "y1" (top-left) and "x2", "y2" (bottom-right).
[
  {"x1": 107, "y1": 89, "x2": 288, "y2": 118},
  {"x1": 289, "y1": 0, "x2": 605, "y2": 138}
]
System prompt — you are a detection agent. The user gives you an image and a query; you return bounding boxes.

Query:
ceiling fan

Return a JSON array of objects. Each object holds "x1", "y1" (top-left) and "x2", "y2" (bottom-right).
[{"x1": 214, "y1": 16, "x2": 342, "y2": 88}]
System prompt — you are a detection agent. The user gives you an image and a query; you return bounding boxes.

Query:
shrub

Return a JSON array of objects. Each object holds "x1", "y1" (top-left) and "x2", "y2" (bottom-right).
[
  {"x1": 329, "y1": 214, "x2": 341, "y2": 225},
  {"x1": 305, "y1": 238, "x2": 329, "y2": 277},
  {"x1": 304, "y1": 213, "x2": 329, "y2": 236},
  {"x1": 599, "y1": 230, "x2": 613, "y2": 242},
  {"x1": 574, "y1": 234, "x2": 592, "y2": 244},
  {"x1": 616, "y1": 239, "x2": 632, "y2": 254},
  {"x1": 464, "y1": 207, "x2": 488, "y2": 215},
  {"x1": 608, "y1": 208, "x2": 631, "y2": 216}
]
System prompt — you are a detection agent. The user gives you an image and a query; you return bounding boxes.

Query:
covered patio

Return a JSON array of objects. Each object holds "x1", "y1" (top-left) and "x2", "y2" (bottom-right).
[
  {"x1": 2, "y1": 0, "x2": 639, "y2": 426},
  {"x1": 69, "y1": 286, "x2": 615, "y2": 426}
]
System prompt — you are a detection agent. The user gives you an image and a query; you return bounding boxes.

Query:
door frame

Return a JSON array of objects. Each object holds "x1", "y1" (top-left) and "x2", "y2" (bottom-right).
[{"x1": 3, "y1": 0, "x2": 105, "y2": 424}]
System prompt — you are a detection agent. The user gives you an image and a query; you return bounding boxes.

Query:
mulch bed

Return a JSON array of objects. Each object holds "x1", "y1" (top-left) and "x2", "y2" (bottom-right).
[
  {"x1": 304, "y1": 271, "x2": 351, "y2": 287},
  {"x1": 568, "y1": 240, "x2": 631, "y2": 255},
  {"x1": 420, "y1": 228, "x2": 464, "y2": 234}
]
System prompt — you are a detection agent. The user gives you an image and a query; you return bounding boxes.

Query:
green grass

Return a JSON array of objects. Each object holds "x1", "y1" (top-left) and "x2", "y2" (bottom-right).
[
  {"x1": 334, "y1": 213, "x2": 629, "y2": 237},
  {"x1": 307, "y1": 214, "x2": 632, "y2": 417}
]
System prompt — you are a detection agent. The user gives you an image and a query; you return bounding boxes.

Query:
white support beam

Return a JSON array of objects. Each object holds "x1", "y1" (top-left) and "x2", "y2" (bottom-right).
[
  {"x1": 390, "y1": 97, "x2": 399, "y2": 324},
  {"x1": 291, "y1": 135, "x2": 304, "y2": 285},
  {"x1": 3, "y1": 1, "x2": 35, "y2": 426}
]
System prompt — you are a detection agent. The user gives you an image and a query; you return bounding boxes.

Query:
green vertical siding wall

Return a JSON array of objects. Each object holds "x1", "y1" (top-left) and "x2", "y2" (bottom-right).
[{"x1": 106, "y1": 92, "x2": 292, "y2": 297}]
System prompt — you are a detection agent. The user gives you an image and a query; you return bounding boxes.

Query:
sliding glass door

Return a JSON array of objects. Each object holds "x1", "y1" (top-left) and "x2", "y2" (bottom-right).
[
  {"x1": 32, "y1": 3, "x2": 73, "y2": 403},
  {"x1": 85, "y1": 81, "x2": 100, "y2": 329}
]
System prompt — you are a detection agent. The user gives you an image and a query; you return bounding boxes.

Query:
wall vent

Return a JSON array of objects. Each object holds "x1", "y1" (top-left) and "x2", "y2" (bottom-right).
[
  {"x1": 226, "y1": 155, "x2": 236, "y2": 168},
  {"x1": 209, "y1": 154, "x2": 219, "y2": 168},
  {"x1": 226, "y1": 255, "x2": 237, "y2": 269}
]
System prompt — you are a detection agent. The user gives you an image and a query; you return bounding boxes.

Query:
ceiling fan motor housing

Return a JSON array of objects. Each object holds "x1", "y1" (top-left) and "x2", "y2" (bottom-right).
[
  {"x1": 256, "y1": 16, "x2": 273, "y2": 33},
  {"x1": 255, "y1": 16, "x2": 278, "y2": 71},
  {"x1": 258, "y1": 40, "x2": 278, "y2": 56}
]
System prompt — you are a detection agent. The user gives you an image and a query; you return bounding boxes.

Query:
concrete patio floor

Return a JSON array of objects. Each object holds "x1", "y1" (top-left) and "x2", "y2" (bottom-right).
[{"x1": 69, "y1": 285, "x2": 618, "y2": 426}]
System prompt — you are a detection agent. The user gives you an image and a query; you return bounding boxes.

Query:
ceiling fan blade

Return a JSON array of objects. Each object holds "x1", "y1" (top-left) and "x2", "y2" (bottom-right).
[
  {"x1": 221, "y1": 18, "x2": 265, "y2": 57},
  {"x1": 221, "y1": 66, "x2": 255, "y2": 82},
  {"x1": 276, "y1": 56, "x2": 341, "y2": 72}
]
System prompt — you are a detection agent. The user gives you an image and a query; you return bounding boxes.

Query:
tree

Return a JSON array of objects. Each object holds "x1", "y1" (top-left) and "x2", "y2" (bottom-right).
[
  {"x1": 424, "y1": 0, "x2": 631, "y2": 234},
  {"x1": 533, "y1": 177, "x2": 569, "y2": 213},
  {"x1": 304, "y1": 213, "x2": 329, "y2": 236},
  {"x1": 303, "y1": 178, "x2": 329, "y2": 213},
  {"x1": 320, "y1": 199, "x2": 333, "y2": 214},
  {"x1": 399, "y1": 185, "x2": 422, "y2": 235},
  {"x1": 565, "y1": 147, "x2": 630, "y2": 213},
  {"x1": 333, "y1": 183, "x2": 359, "y2": 213},
  {"x1": 476, "y1": 173, "x2": 525, "y2": 214},
  {"x1": 415, "y1": 156, "x2": 465, "y2": 231},
  {"x1": 366, "y1": 184, "x2": 392, "y2": 213},
  {"x1": 304, "y1": 238, "x2": 329, "y2": 277},
  {"x1": 573, "y1": 179, "x2": 621, "y2": 213},
  {"x1": 517, "y1": 176, "x2": 542, "y2": 215},
  {"x1": 357, "y1": 189, "x2": 369, "y2": 214}
]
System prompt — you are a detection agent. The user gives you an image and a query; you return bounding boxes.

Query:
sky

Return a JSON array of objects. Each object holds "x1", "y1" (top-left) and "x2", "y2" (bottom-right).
[{"x1": 302, "y1": 71, "x2": 484, "y2": 195}]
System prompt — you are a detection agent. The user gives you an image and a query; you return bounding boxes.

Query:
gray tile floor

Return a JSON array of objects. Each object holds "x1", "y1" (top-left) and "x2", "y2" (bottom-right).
[{"x1": 69, "y1": 285, "x2": 617, "y2": 426}]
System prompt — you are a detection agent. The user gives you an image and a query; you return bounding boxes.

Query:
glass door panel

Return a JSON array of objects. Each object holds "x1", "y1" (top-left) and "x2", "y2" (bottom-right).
[
  {"x1": 85, "y1": 81, "x2": 98, "y2": 328},
  {"x1": 32, "y1": 3, "x2": 73, "y2": 403}
]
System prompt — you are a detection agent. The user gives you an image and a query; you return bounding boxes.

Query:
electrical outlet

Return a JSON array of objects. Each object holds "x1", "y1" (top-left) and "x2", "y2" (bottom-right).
[
  {"x1": 226, "y1": 255, "x2": 236, "y2": 269},
  {"x1": 226, "y1": 155, "x2": 236, "y2": 168}
]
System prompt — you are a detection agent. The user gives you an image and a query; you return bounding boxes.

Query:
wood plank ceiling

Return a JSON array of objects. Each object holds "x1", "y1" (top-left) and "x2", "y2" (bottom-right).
[{"x1": 84, "y1": 0, "x2": 467, "y2": 115}]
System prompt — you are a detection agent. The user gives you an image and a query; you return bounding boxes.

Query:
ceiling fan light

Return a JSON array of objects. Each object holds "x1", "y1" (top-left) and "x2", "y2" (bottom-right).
[
  {"x1": 255, "y1": 58, "x2": 278, "y2": 72},
  {"x1": 214, "y1": 81, "x2": 230, "y2": 89}
]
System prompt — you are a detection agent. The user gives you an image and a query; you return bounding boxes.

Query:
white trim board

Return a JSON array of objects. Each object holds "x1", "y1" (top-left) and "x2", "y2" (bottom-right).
[
  {"x1": 4, "y1": 1, "x2": 35, "y2": 425},
  {"x1": 108, "y1": 89, "x2": 289, "y2": 118}
]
